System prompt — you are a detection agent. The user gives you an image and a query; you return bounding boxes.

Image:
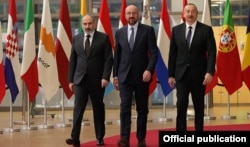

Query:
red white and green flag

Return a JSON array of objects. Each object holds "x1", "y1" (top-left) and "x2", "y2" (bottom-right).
[
  {"x1": 97, "y1": 0, "x2": 115, "y2": 96},
  {"x1": 21, "y1": 0, "x2": 39, "y2": 102},
  {"x1": 118, "y1": 0, "x2": 127, "y2": 28}
]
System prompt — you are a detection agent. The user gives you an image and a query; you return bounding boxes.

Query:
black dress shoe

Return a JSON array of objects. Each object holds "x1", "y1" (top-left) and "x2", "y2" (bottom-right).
[
  {"x1": 96, "y1": 139, "x2": 104, "y2": 146},
  {"x1": 138, "y1": 140, "x2": 146, "y2": 147},
  {"x1": 65, "y1": 138, "x2": 80, "y2": 147},
  {"x1": 117, "y1": 139, "x2": 129, "y2": 147}
]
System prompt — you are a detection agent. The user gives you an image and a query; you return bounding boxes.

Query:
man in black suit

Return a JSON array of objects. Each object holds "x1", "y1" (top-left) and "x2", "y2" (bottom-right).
[
  {"x1": 113, "y1": 5, "x2": 158, "y2": 147},
  {"x1": 66, "y1": 14, "x2": 113, "y2": 146},
  {"x1": 168, "y1": 3, "x2": 216, "y2": 131}
]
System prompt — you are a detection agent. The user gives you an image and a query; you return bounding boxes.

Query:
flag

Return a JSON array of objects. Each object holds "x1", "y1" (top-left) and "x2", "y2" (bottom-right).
[
  {"x1": 141, "y1": 0, "x2": 157, "y2": 95},
  {"x1": 0, "y1": 22, "x2": 6, "y2": 103},
  {"x1": 97, "y1": 0, "x2": 115, "y2": 96},
  {"x1": 38, "y1": 0, "x2": 59, "y2": 101},
  {"x1": 241, "y1": 9, "x2": 250, "y2": 90},
  {"x1": 181, "y1": 0, "x2": 188, "y2": 23},
  {"x1": 201, "y1": 0, "x2": 211, "y2": 25},
  {"x1": 79, "y1": 0, "x2": 87, "y2": 33},
  {"x1": 55, "y1": 0, "x2": 73, "y2": 99},
  {"x1": 4, "y1": 0, "x2": 21, "y2": 103},
  {"x1": 155, "y1": 0, "x2": 172, "y2": 97},
  {"x1": 216, "y1": 0, "x2": 242, "y2": 95},
  {"x1": 21, "y1": 0, "x2": 39, "y2": 102},
  {"x1": 201, "y1": 0, "x2": 218, "y2": 94},
  {"x1": 118, "y1": 0, "x2": 127, "y2": 28}
]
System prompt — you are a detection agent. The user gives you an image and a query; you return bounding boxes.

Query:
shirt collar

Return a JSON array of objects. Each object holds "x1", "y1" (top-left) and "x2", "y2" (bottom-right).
[
  {"x1": 85, "y1": 31, "x2": 95, "y2": 37},
  {"x1": 186, "y1": 21, "x2": 197, "y2": 29},
  {"x1": 128, "y1": 22, "x2": 139, "y2": 30}
]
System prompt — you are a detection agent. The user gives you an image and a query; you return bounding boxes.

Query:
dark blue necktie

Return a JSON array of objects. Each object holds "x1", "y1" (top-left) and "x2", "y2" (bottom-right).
[
  {"x1": 186, "y1": 26, "x2": 192, "y2": 48},
  {"x1": 129, "y1": 27, "x2": 134, "y2": 49}
]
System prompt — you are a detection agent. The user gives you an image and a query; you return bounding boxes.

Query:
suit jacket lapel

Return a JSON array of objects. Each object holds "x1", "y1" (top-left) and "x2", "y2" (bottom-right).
[
  {"x1": 77, "y1": 34, "x2": 84, "y2": 53},
  {"x1": 180, "y1": 24, "x2": 189, "y2": 49},
  {"x1": 121, "y1": 26, "x2": 131, "y2": 51},
  {"x1": 190, "y1": 22, "x2": 200, "y2": 49}
]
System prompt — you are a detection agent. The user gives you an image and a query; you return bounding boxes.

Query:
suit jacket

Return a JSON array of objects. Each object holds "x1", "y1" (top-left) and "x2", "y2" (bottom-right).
[
  {"x1": 113, "y1": 23, "x2": 158, "y2": 83},
  {"x1": 68, "y1": 31, "x2": 113, "y2": 85},
  {"x1": 168, "y1": 21, "x2": 216, "y2": 82}
]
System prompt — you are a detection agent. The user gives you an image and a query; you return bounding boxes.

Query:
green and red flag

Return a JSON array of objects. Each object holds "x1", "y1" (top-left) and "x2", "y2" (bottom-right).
[{"x1": 216, "y1": 0, "x2": 242, "y2": 95}]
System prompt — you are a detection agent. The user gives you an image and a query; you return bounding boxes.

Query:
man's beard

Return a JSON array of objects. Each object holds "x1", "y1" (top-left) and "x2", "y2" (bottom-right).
[{"x1": 128, "y1": 18, "x2": 137, "y2": 25}]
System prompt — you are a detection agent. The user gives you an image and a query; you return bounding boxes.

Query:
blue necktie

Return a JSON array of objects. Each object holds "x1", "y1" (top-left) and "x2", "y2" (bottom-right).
[
  {"x1": 129, "y1": 27, "x2": 134, "y2": 49},
  {"x1": 186, "y1": 26, "x2": 192, "y2": 48}
]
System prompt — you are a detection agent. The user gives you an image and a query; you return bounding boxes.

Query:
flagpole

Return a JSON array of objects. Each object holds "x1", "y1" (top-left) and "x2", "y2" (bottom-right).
[
  {"x1": 37, "y1": 88, "x2": 54, "y2": 129},
  {"x1": 221, "y1": 94, "x2": 236, "y2": 120},
  {"x1": 203, "y1": 93, "x2": 216, "y2": 120},
  {"x1": 55, "y1": 88, "x2": 71, "y2": 127},
  {"x1": 14, "y1": 82, "x2": 28, "y2": 125},
  {"x1": 3, "y1": 94, "x2": 20, "y2": 133},
  {"x1": 158, "y1": 95, "x2": 172, "y2": 122},
  {"x1": 14, "y1": 81, "x2": 35, "y2": 127},
  {"x1": 20, "y1": 86, "x2": 37, "y2": 130}
]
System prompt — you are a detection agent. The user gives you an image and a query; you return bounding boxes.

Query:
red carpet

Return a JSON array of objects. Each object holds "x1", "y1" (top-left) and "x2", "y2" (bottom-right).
[{"x1": 80, "y1": 124, "x2": 250, "y2": 147}]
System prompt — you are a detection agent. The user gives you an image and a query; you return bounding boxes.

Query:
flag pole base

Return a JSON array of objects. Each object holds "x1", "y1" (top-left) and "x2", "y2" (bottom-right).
[
  {"x1": 2, "y1": 127, "x2": 20, "y2": 133},
  {"x1": 81, "y1": 121, "x2": 91, "y2": 126},
  {"x1": 14, "y1": 120, "x2": 34, "y2": 125},
  {"x1": 186, "y1": 115, "x2": 195, "y2": 120},
  {"x1": 247, "y1": 112, "x2": 250, "y2": 119},
  {"x1": 131, "y1": 115, "x2": 137, "y2": 119},
  {"x1": 68, "y1": 118, "x2": 89, "y2": 122},
  {"x1": 105, "y1": 121, "x2": 113, "y2": 125},
  {"x1": 147, "y1": 119, "x2": 153, "y2": 123},
  {"x1": 204, "y1": 115, "x2": 216, "y2": 120},
  {"x1": 221, "y1": 115, "x2": 236, "y2": 120},
  {"x1": 37, "y1": 124, "x2": 54, "y2": 129},
  {"x1": 21, "y1": 125, "x2": 38, "y2": 131},
  {"x1": 116, "y1": 120, "x2": 120, "y2": 124},
  {"x1": 55, "y1": 123, "x2": 72, "y2": 128},
  {"x1": 158, "y1": 117, "x2": 173, "y2": 122}
]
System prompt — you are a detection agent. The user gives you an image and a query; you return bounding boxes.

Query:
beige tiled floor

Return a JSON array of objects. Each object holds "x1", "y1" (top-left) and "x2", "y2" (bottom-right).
[{"x1": 0, "y1": 106, "x2": 250, "y2": 147}]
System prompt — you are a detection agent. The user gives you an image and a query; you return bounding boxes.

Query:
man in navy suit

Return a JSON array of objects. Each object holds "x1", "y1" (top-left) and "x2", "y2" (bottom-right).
[
  {"x1": 113, "y1": 5, "x2": 158, "y2": 147},
  {"x1": 168, "y1": 3, "x2": 216, "y2": 131},
  {"x1": 66, "y1": 14, "x2": 113, "y2": 146}
]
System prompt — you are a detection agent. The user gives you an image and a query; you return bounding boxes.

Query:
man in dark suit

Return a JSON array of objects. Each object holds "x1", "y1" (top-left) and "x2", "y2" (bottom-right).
[
  {"x1": 66, "y1": 14, "x2": 113, "y2": 146},
  {"x1": 113, "y1": 5, "x2": 158, "y2": 147},
  {"x1": 168, "y1": 3, "x2": 216, "y2": 131}
]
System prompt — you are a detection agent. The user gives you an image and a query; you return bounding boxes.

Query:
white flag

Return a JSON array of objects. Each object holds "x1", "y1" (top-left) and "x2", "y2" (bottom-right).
[{"x1": 37, "y1": 0, "x2": 59, "y2": 101}]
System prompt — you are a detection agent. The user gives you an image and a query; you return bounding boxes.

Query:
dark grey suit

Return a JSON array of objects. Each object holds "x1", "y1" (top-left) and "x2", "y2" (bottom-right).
[
  {"x1": 113, "y1": 23, "x2": 158, "y2": 141},
  {"x1": 168, "y1": 21, "x2": 216, "y2": 131},
  {"x1": 68, "y1": 31, "x2": 113, "y2": 140}
]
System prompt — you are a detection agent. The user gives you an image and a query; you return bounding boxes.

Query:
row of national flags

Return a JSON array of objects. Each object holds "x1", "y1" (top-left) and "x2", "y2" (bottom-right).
[{"x1": 1, "y1": 0, "x2": 250, "y2": 104}]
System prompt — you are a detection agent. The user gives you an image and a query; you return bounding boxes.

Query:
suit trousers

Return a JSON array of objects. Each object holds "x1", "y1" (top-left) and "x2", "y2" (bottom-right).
[
  {"x1": 118, "y1": 70, "x2": 149, "y2": 141},
  {"x1": 175, "y1": 67, "x2": 205, "y2": 131},
  {"x1": 71, "y1": 75, "x2": 105, "y2": 140}
]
